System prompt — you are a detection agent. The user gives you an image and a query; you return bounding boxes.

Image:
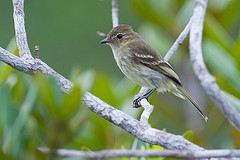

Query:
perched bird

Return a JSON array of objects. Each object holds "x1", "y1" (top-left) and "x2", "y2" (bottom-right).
[{"x1": 100, "y1": 25, "x2": 208, "y2": 121}]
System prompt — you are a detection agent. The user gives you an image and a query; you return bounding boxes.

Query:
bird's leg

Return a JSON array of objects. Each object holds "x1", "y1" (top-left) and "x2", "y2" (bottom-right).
[{"x1": 133, "y1": 88, "x2": 156, "y2": 108}]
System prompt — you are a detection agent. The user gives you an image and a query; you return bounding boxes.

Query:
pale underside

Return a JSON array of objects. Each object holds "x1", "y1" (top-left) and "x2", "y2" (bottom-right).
[{"x1": 110, "y1": 45, "x2": 185, "y2": 99}]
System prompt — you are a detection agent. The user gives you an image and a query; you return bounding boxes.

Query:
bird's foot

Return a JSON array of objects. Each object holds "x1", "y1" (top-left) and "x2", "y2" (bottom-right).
[
  {"x1": 133, "y1": 95, "x2": 149, "y2": 108},
  {"x1": 133, "y1": 88, "x2": 156, "y2": 108}
]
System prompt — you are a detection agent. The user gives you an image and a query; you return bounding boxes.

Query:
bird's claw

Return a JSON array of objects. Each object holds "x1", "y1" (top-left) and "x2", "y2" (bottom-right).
[
  {"x1": 133, "y1": 89, "x2": 156, "y2": 108},
  {"x1": 133, "y1": 95, "x2": 148, "y2": 108}
]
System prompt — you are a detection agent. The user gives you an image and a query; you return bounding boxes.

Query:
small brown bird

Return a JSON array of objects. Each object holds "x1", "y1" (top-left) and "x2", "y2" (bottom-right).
[{"x1": 101, "y1": 25, "x2": 208, "y2": 121}]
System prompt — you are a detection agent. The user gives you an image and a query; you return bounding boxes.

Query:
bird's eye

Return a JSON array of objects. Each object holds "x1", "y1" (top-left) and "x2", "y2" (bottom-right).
[{"x1": 116, "y1": 33, "x2": 124, "y2": 39}]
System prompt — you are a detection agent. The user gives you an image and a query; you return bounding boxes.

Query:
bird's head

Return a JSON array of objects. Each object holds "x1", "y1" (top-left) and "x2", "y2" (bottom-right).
[{"x1": 100, "y1": 25, "x2": 139, "y2": 48}]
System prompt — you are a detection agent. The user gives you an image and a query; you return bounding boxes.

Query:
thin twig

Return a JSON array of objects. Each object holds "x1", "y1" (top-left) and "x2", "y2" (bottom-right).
[
  {"x1": 112, "y1": 0, "x2": 119, "y2": 27},
  {"x1": 38, "y1": 148, "x2": 240, "y2": 159},
  {"x1": 34, "y1": 45, "x2": 39, "y2": 59},
  {"x1": 0, "y1": 45, "x2": 204, "y2": 151},
  {"x1": 96, "y1": 31, "x2": 107, "y2": 38},
  {"x1": 0, "y1": 0, "x2": 206, "y2": 151},
  {"x1": 164, "y1": 16, "x2": 193, "y2": 61},
  {"x1": 189, "y1": 0, "x2": 240, "y2": 131}
]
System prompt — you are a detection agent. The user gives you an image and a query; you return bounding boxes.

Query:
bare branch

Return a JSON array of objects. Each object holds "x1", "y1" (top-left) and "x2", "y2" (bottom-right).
[
  {"x1": 12, "y1": 0, "x2": 32, "y2": 60},
  {"x1": 139, "y1": 99, "x2": 154, "y2": 127},
  {"x1": 0, "y1": 1, "x2": 235, "y2": 159},
  {"x1": 0, "y1": 45, "x2": 205, "y2": 151},
  {"x1": 112, "y1": 0, "x2": 119, "y2": 27},
  {"x1": 0, "y1": 47, "x2": 33, "y2": 74},
  {"x1": 82, "y1": 92, "x2": 203, "y2": 151},
  {"x1": 164, "y1": 16, "x2": 193, "y2": 61},
  {"x1": 34, "y1": 45, "x2": 39, "y2": 59},
  {"x1": 0, "y1": 0, "x2": 208, "y2": 152},
  {"x1": 189, "y1": 0, "x2": 240, "y2": 131},
  {"x1": 39, "y1": 148, "x2": 240, "y2": 159},
  {"x1": 96, "y1": 31, "x2": 107, "y2": 37},
  {"x1": 0, "y1": 47, "x2": 73, "y2": 93}
]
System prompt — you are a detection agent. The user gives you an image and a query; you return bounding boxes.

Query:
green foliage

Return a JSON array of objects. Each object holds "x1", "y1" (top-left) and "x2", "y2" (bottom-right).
[
  {"x1": 0, "y1": 69, "x2": 86, "y2": 159},
  {"x1": 131, "y1": 0, "x2": 240, "y2": 150},
  {"x1": 1, "y1": 0, "x2": 240, "y2": 159},
  {"x1": 182, "y1": 130, "x2": 194, "y2": 142}
]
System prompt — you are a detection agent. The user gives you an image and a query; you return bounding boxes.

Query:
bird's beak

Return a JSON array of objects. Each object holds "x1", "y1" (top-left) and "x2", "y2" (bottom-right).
[{"x1": 100, "y1": 38, "x2": 112, "y2": 44}]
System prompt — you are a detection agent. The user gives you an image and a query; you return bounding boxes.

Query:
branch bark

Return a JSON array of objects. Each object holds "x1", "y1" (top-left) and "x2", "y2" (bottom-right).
[
  {"x1": 0, "y1": 45, "x2": 204, "y2": 151},
  {"x1": 112, "y1": 0, "x2": 119, "y2": 27},
  {"x1": 164, "y1": 16, "x2": 193, "y2": 61},
  {"x1": 0, "y1": 0, "x2": 206, "y2": 152},
  {"x1": 12, "y1": 0, "x2": 32, "y2": 60},
  {"x1": 82, "y1": 92, "x2": 203, "y2": 151},
  {"x1": 0, "y1": 0, "x2": 238, "y2": 159},
  {"x1": 38, "y1": 148, "x2": 240, "y2": 159},
  {"x1": 189, "y1": 0, "x2": 240, "y2": 131}
]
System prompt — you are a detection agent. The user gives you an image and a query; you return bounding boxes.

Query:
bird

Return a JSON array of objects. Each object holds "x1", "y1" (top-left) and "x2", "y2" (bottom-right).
[{"x1": 100, "y1": 25, "x2": 208, "y2": 121}]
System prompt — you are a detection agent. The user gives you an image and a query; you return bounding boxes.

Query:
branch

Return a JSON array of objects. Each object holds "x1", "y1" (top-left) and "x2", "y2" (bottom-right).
[
  {"x1": 12, "y1": 0, "x2": 32, "y2": 60},
  {"x1": 0, "y1": 0, "x2": 207, "y2": 151},
  {"x1": 164, "y1": 16, "x2": 193, "y2": 61},
  {"x1": 39, "y1": 148, "x2": 240, "y2": 159},
  {"x1": 112, "y1": 0, "x2": 119, "y2": 27},
  {"x1": 0, "y1": 48, "x2": 204, "y2": 151},
  {"x1": 0, "y1": 46, "x2": 73, "y2": 93},
  {"x1": 189, "y1": 0, "x2": 240, "y2": 131},
  {"x1": 83, "y1": 92, "x2": 204, "y2": 151},
  {"x1": 0, "y1": 0, "x2": 238, "y2": 158}
]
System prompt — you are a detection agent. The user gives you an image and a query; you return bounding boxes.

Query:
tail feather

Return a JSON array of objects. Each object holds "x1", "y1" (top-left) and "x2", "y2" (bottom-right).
[{"x1": 176, "y1": 85, "x2": 208, "y2": 122}]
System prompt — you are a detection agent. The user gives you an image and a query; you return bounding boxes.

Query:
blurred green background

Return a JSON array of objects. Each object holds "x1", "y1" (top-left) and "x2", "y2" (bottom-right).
[{"x1": 0, "y1": 0, "x2": 240, "y2": 159}]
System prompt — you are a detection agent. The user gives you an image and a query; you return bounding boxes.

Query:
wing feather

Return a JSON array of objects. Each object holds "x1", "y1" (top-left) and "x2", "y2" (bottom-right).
[{"x1": 130, "y1": 44, "x2": 182, "y2": 86}]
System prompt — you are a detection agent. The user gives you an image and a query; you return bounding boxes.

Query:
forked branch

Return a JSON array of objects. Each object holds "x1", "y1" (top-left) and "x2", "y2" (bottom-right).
[{"x1": 0, "y1": 0, "x2": 239, "y2": 159}]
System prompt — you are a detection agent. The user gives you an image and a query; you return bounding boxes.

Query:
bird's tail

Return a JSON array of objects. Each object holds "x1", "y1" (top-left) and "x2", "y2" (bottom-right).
[{"x1": 176, "y1": 85, "x2": 208, "y2": 122}]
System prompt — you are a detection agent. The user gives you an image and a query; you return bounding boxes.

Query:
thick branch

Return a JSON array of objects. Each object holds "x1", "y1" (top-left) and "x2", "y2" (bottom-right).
[
  {"x1": 189, "y1": 0, "x2": 240, "y2": 131},
  {"x1": 82, "y1": 92, "x2": 203, "y2": 151},
  {"x1": 0, "y1": 47, "x2": 33, "y2": 74},
  {"x1": 39, "y1": 148, "x2": 240, "y2": 159},
  {"x1": 0, "y1": 46, "x2": 203, "y2": 151},
  {"x1": 0, "y1": 0, "x2": 207, "y2": 151},
  {"x1": 0, "y1": 47, "x2": 73, "y2": 93}
]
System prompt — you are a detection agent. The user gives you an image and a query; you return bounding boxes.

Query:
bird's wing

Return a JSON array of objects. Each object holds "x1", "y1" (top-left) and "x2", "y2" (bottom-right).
[{"x1": 130, "y1": 44, "x2": 182, "y2": 86}]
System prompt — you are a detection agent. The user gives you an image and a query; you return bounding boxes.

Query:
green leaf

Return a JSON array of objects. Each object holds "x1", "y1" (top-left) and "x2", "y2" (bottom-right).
[
  {"x1": 91, "y1": 74, "x2": 118, "y2": 106},
  {"x1": 182, "y1": 130, "x2": 194, "y2": 142},
  {"x1": 205, "y1": 14, "x2": 234, "y2": 52},
  {"x1": 75, "y1": 69, "x2": 95, "y2": 91},
  {"x1": 151, "y1": 145, "x2": 163, "y2": 150},
  {"x1": 0, "y1": 84, "x2": 18, "y2": 141},
  {"x1": 131, "y1": 138, "x2": 149, "y2": 160},
  {"x1": 2, "y1": 82, "x2": 38, "y2": 156},
  {"x1": 203, "y1": 39, "x2": 240, "y2": 92},
  {"x1": 59, "y1": 85, "x2": 82, "y2": 118},
  {"x1": 224, "y1": 91, "x2": 240, "y2": 112},
  {"x1": 34, "y1": 74, "x2": 62, "y2": 117},
  {"x1": 0, "y1": 37, "x2": 18, "y2": 83},
  {"x1": 232, "y1": 34, "x2": 240, "y2": 68},
  {"x1": 0, "y1": 150, "x2": 14, "y2": 160},
  {"x1": 131, "y1": 0, "x2": 170, "y2": 29}
]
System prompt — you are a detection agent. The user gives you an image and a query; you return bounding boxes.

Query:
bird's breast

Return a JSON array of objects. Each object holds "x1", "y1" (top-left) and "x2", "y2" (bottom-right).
[{"x1": 111, "y1": 48, "x2": 166, "y2": 89}]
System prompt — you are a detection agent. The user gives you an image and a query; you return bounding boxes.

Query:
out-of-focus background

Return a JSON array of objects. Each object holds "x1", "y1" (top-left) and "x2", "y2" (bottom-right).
[{"x1": 0, "y1": 0, "x2": 240, "y2": 159}]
